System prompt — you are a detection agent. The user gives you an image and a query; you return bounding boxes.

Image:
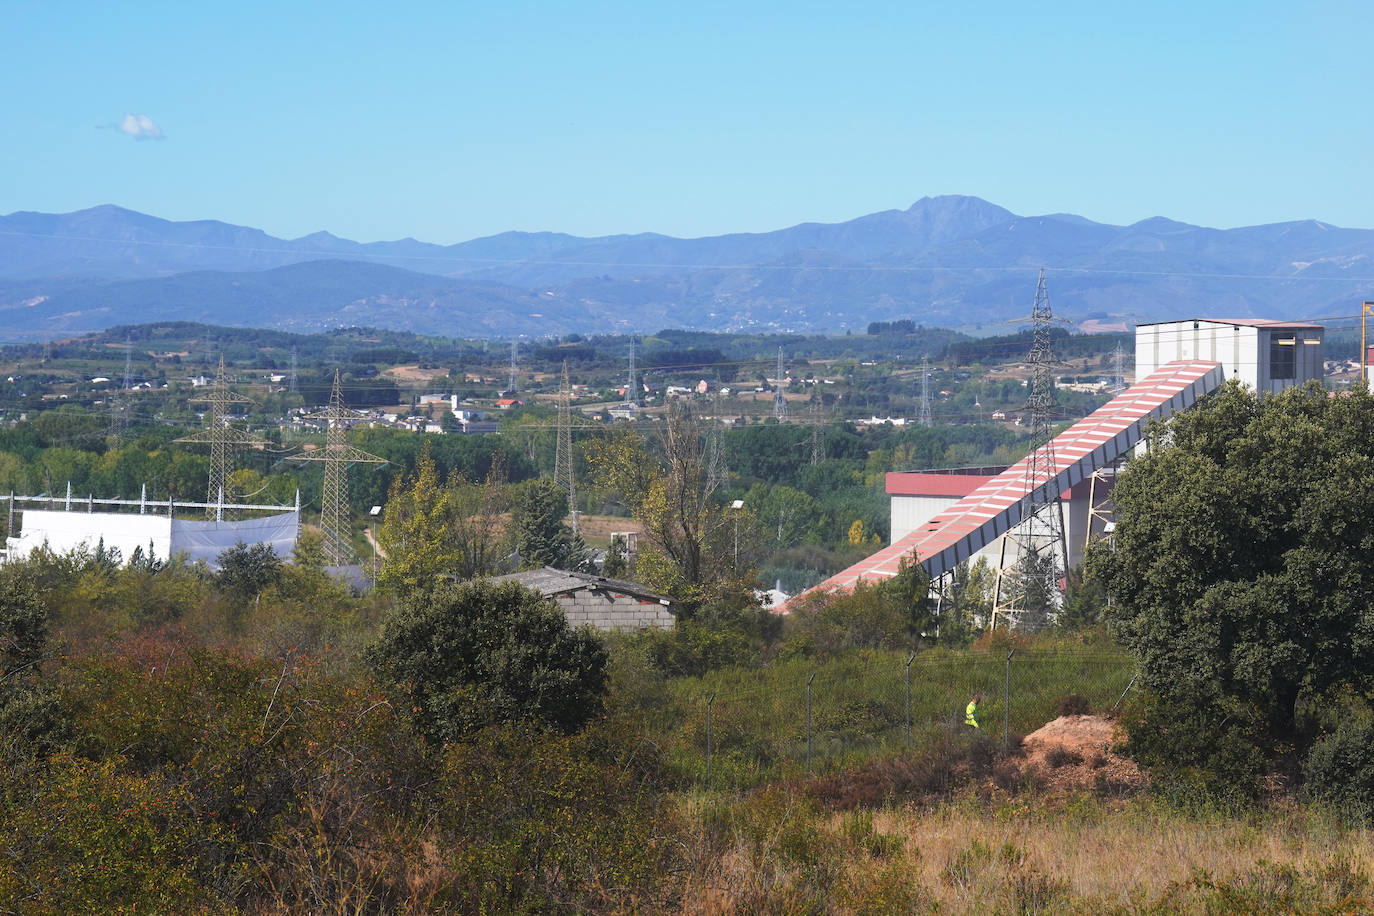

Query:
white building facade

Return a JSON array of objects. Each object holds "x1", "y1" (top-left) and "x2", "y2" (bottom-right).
[{"x1": 1135, "y1": 319, "x2": 1323, "y2": 393}]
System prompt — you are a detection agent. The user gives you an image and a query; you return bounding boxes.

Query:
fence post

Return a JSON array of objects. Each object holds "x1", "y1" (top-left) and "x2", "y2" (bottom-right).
[
  {"x1": 705, "y1": 691, "x2": 716, "y2": 785},
  {"x1": 1112, "y1": 673, "x2": 1137, "y2": 713},
  {"x1": 905, "y1": 653, "x2": 915, "y2": 746},
  {"x1": 1004, "y1": 648, "x2": 1015, "y2": 749},
  {"x1": 806, "y1": 673, "x2": 816, "y2": 774}
]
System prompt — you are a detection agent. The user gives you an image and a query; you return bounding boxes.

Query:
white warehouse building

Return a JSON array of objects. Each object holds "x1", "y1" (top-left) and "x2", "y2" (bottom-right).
[{"x1": 1135, "y1": 318, "x2": 1323, "y2": 393}]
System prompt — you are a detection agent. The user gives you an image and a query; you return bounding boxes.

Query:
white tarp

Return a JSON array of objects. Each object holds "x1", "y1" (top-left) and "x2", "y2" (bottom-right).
[
  {"x1": 5, "y1": 509, "x2": 299, "y2": 570},
  {"x1": 171, "y1": 512, "x2": 300, "y2": 568},
  {"x1": 6, "y1": 510, "x2": 172, "y2": 563}
]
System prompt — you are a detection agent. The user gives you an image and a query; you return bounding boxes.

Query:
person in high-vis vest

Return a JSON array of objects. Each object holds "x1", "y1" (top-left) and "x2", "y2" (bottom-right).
[{"x1": 965, "y1": 693, "x2": 981, "y2": 729}]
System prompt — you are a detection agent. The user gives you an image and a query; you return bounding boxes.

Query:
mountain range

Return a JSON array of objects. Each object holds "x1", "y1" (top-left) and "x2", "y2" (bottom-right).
[{"x1": 1, "y1": 196, "x2": 1371, "y2": 339}]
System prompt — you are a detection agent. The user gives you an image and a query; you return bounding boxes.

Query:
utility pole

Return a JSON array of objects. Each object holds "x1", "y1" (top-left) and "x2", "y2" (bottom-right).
[{"x1": 992, "y1": 270, "x2": 1066, "y2": 631}]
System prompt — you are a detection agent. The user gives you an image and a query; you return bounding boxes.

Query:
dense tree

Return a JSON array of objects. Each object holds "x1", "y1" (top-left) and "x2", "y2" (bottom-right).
[
  {"x1": 215, "y1": 542, "x2": 284, "y2": 601},
  {"x1": 0, "y1": 573, "x2": 66, "y2": 759},
  {"x1": 1093, "y1": 380, "x2": 1374, "y2": 794},
  {"x1": 587, "y1": 403, "x2": 758, "y2": 612},
  {"x1": 512, "y1": 478, "x2": 585, "y2": 570},
  {"x1": 367, "y1": 580, "x2": 609, "y2": 742},
  {"x1": 376, "y1": 447, "x2": 454, "y2": 594}
]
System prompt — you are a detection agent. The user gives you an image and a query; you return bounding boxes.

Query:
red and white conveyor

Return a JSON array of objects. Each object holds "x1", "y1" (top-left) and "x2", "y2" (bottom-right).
[{"x1": 778, "y1": 360, "x2": 1224, "y2": 611}]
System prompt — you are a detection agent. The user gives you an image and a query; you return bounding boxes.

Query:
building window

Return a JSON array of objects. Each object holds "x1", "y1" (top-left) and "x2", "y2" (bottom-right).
[{"x1": 1270, "y1": 337, "x2": 1296, "y2": 380}]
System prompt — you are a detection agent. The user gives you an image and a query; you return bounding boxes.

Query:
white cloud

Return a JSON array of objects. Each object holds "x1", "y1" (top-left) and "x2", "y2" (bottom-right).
[{"x1": 116, "y1": 113, "x2": 164, "y2": 140}]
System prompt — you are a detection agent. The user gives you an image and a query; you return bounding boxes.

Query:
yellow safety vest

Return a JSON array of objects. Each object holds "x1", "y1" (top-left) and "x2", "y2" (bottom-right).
[{"x1": 965, "y1": 700, "x2": 979, "y2": 728}]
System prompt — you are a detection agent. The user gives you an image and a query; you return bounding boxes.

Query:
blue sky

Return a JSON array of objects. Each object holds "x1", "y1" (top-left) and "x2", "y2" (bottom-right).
[{"x1": 3, "y1": 0, "x2": 1369, "y2": 243}]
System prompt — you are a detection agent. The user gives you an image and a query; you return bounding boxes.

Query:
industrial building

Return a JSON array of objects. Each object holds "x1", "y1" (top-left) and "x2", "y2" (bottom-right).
[
  {"x1": 784, "y1": 317, "x2": 1325, "y2": 614},
  {"x1": 1135, "y1": 318, "x2": 1323, "y2": 395}
]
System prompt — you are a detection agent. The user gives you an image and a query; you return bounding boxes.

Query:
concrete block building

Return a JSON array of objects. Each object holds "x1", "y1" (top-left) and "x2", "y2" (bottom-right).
[{"x1": 490, "y1": 567, "x2": 675, "y2": 632}]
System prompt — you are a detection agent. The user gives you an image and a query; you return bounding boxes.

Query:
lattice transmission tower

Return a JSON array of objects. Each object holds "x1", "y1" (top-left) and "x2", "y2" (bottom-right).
[
  {"x1": 507, "y1": 341, "x2": 519, "y2": 394},
  {"x1": 176, "y1": 355, "x2": 265, "y2": 519},
  {"x1": 554, "y1": 361, "x2": 578, "y2": 534},
  {"x1": 109, "y1": 336, "x2": 135, "y2": 443},
  {"x1": 774, "y1": 348, "x2": 787, "y2": 420},
  {"x1": 293, "y1": 370, "x2": 386, "y2": 566},
  {"x1": 992, "y1": 270, "x2": 1068, "y2": 631},
  {"x1": 917, "y1": 360, "x2": 933, "y2": 426},
  {"x1": 624, "y1": 338, "x2": 637, "y2": 408}
]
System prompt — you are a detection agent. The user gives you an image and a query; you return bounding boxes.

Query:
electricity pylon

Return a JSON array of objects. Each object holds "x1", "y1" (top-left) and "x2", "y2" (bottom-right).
[
  {"x1": 293, "y1": 370, "x2": 386, "y2": 566},
  {"x1": 176, "y1": 355, "x2": 265, "y2": 519},
  {"x1": 774, "y1": 348, "x2": 787, "y2": 420},
  {"x1": 992, "y1": 270, "x2": 1068, "y2": 631},
  {"x1": 917, "y1": 360, "x2": 933, "y2": 426},
  {"x1": 554, "y1": 361, "x2": 578, "y2": 534}
]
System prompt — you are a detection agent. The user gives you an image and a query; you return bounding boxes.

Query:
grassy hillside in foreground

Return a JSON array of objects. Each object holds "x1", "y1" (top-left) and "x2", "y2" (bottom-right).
[{"x1": 613, "y1": 635, "x2": 1134, "y2": 789}]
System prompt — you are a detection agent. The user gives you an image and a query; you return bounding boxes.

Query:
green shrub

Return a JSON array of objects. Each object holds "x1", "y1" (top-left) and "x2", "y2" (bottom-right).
[
  {"x1": 437, "y1": 724, "x2": 680, "y2": 913},
  {"x1": 1303, "y1": 707, "x2": 1374, "y2": 822},
  {"x1": 1120, "y1": 692, "x2": 1270, "y2": 806},
  {"x1": 0, "y1": 754, "x2": 223, "y2": 915},
  {"x1": 368, "y1": 580, "x2": 609, "y2": 742}
]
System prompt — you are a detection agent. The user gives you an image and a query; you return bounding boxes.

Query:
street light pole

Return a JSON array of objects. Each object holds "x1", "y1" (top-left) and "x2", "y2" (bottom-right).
[{"x1": 730, "y1": 499, "x2": 744, "y2": 569}]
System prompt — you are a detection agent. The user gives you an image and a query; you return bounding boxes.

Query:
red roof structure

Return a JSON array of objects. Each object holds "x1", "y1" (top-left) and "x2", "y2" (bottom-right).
[
  {"x1": 885, "y1": 470, "x2": 1001, "y2": 498},
  {"x1": 779, "y1": 360, "x2": 1225, "y2": 611}
]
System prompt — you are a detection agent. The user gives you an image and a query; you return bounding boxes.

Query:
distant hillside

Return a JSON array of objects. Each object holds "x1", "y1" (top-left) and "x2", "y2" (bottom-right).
[
  {"x1": 1, "y1": 196, "x2": 1372, "y2": 339},
  {"x1": 1, "y1": 260, "x2": 607, "y2": 338}
]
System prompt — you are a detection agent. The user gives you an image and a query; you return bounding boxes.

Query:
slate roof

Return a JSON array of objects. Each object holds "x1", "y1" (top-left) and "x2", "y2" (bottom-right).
[{"x1": 489, "y1": 566, "x2": 673, "y2": 606}]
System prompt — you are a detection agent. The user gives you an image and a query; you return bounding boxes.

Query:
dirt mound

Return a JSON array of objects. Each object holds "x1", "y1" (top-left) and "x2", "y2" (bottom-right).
[{"x1": 1019, "y1": 715, "x2": 1145, "y2": 795}]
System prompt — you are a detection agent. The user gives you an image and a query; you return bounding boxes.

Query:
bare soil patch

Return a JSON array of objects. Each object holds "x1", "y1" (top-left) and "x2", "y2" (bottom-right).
[
  {"x1": 1019, "y1": 714, "x2": 1145, "y2": 795},
  {"x1": 384, "y1": 365, "x2": 449, "y2": 382}
]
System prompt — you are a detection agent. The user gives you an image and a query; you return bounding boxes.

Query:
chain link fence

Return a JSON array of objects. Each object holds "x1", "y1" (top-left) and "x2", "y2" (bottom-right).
[{"x1": 661, "y1": 649, "x2": 1134, "y2": 788}]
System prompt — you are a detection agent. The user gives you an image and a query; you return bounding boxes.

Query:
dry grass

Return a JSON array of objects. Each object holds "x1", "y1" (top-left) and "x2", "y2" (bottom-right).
[
  {"x1": 675, "y1": 790, "x2": 1374, "y2": 914},
  {"x1": 886, "y1": 799, "x2": 1369, "y2": 907}
]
